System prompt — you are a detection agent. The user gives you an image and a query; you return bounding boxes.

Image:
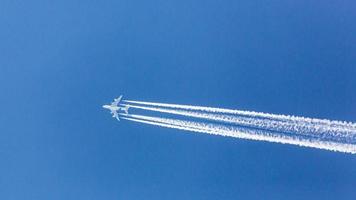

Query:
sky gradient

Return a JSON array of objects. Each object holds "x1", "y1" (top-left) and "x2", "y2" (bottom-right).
[{"x1": 1, "y1": 0, "x2": 356, "y2": 199}]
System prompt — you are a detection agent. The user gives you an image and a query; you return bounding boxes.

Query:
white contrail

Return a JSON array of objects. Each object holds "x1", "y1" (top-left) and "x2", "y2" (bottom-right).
[
  {"x1": 121, "y1": 113, "x2": 356, "y2": 154},
  {"x1": 121, "y1": 103, "x2": 356, "y2": 143},
  {"x1": 123, "y1": 100, "x2": 356, "y2": 130},
  {"x1": 121, "y1": 117, "x2": 211, "y2": 135}
]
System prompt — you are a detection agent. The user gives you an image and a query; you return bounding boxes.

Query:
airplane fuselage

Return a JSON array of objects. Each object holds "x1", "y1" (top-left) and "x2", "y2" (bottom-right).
[
  {"x1": 103, "y1": 104, "x2": 129, "y2": 114},
  {"x1": 103, "y1": 105, "x2": 119, "y2": 111}
]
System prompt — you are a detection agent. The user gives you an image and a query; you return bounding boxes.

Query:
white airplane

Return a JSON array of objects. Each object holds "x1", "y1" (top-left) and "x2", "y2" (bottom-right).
[{"x1": 102, "y1": 95, "x2": 129, "y2": 121}]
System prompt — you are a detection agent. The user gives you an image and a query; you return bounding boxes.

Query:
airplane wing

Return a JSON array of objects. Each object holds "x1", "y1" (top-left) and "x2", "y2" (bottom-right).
[
  {"x1": 112, "y1": 111, "x2": 120, "y2": 121},
  {"x1": 111, "y1": 95, "x2": 123, "y2": 106}
]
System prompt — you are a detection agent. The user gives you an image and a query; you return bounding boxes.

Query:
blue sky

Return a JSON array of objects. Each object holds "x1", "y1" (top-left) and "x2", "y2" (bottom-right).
[{"x1": 1, "y1": 0, "x2": 356, "y2": 199}]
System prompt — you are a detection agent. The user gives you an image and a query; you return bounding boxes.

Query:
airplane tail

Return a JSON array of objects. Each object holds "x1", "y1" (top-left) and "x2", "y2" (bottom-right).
[{"x1": 124, "y1": 106, "x2": 129, "y2": 114}]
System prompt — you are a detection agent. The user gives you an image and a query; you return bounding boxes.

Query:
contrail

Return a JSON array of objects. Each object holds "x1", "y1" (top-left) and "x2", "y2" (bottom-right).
[
  {"x1": 124, "y1": 100, "x2": 356, "y2": 130},
  {"x1": 120, "y1": 113, "x2": 356, "y2": 154},
  {"x1": 121, "y1": 103, "x2": 356, "y2": 144}
]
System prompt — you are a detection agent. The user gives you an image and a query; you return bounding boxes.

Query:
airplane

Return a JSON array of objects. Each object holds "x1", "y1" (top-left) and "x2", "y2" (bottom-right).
[{"x1": 102, "y1": 95, "x2": 129, "y2": 121}]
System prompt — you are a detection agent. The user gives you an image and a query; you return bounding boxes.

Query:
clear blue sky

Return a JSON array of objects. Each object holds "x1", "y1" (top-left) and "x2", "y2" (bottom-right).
[{"x1": 1, "y1": 0, "x2": 356, "y2": 199}]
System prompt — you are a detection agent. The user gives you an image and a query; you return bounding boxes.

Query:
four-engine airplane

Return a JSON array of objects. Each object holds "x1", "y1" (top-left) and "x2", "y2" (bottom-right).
[{"x1": 102, "y1": 95, "x2": 129, "y2": 121}]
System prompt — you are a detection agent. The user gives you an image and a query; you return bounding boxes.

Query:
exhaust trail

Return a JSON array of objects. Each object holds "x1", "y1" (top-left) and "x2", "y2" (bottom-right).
[
  {"x1": 121, "y1": 103, "x2": 356, "y2": 144},
  {"x1": 124, "y1": 100, "x2": 356, "y2": 130},
  {"x1": 121, "y1": 113, "x2": 356, "y2": 154}
]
